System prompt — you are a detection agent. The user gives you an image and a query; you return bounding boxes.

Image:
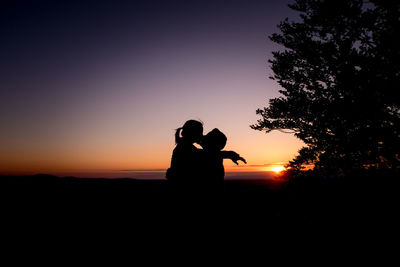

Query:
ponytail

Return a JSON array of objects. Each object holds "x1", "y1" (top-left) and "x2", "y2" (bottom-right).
[{"x1": 175, "y1": 127, "x2": 183, "y2": 144}]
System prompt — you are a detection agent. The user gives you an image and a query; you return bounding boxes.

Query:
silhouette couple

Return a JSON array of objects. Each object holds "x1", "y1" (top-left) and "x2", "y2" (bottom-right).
[{"x1": 166, "y1": 120, "x2": 246, "y2": 193}]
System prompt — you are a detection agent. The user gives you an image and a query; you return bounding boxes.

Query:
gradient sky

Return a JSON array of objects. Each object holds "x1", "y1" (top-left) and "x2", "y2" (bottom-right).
[{"x1": 0, "y1": 0, "x2": 303, "y2": 178}]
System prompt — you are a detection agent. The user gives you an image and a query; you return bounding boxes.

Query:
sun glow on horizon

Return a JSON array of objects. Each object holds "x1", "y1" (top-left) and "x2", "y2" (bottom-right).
[{"x1": 270, "y1": 165, "x2": 286, "y2": 174}]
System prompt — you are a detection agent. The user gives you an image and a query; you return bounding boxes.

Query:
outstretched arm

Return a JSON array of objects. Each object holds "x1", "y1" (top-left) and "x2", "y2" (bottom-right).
[{"x1": 220, "y1": 151, "x2": 247, "y2": 165}]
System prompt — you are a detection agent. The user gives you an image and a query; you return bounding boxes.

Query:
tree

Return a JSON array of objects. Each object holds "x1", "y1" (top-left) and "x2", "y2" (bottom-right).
[{"x1": 251, "y1": 0, "x2": 400, "y2": 172}]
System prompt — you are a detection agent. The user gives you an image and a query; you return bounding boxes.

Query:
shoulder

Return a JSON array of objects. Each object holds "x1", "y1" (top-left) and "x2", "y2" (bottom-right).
[{"x1": 173, "y1": 144, "x2": 195, "y2": 155}]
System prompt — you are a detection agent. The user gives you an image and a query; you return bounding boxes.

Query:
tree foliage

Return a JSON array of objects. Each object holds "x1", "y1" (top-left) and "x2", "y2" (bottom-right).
[{"x1": 251, "y1": 0, "x2": 400, "y2": 172}]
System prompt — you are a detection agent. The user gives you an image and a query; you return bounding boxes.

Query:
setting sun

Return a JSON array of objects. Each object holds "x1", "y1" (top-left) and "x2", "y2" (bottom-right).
[{"x1": 271, "y1": 166, "x2": 285, "y2": 174}]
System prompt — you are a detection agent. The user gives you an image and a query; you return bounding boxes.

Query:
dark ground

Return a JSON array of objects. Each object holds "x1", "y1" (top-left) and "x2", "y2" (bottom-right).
[{"x1": 2, "y1": 173, "x2": 399, "y2": 249}]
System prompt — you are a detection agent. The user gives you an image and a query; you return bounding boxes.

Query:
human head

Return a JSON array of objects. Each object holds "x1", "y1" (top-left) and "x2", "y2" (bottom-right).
[
  {"x1": 175, "y1": 120, "x2": 204, "y2": 144},
  {"x1": 201, "y1": 128, "x2": 227, "y2": 152}
]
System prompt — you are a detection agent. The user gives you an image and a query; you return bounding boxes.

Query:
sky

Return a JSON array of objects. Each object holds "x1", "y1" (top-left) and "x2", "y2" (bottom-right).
[{"x1": 0, "y1": 0, "x2": 304, "y2": 179}]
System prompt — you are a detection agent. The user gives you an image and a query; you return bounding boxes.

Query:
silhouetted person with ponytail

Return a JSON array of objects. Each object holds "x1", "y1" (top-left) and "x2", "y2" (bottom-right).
[
  {"x1": 166, "y1": 120, "x2": 246, "y2": 194},
  {"x1": 166, "y1": 120, "x2": 204, "y2": 185}
]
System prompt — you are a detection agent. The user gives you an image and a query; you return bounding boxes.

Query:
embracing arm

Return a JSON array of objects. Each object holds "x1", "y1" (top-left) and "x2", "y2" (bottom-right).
[{"x1": 220, "y1": 151, "x2": 247, "y2": 165}]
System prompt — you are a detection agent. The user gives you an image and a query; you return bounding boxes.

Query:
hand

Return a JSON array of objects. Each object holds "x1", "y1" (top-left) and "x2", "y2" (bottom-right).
[
  {"x1": 232, "y1": 155, "x2": 247, "y2": 165},
  {"x1": 226, "y1": 151, "x2": 247, "y2": 165}
]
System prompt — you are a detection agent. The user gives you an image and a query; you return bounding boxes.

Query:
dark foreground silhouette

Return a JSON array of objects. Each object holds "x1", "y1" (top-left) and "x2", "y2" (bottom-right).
[{"x1": 3, "y1": 172, "x2": 399, "y2": 239}]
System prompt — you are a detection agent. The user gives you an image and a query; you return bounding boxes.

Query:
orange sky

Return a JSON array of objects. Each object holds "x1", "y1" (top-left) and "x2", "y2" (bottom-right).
[{"x1": 0, "y1": 122, "x2": 303, "y2": 177}]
